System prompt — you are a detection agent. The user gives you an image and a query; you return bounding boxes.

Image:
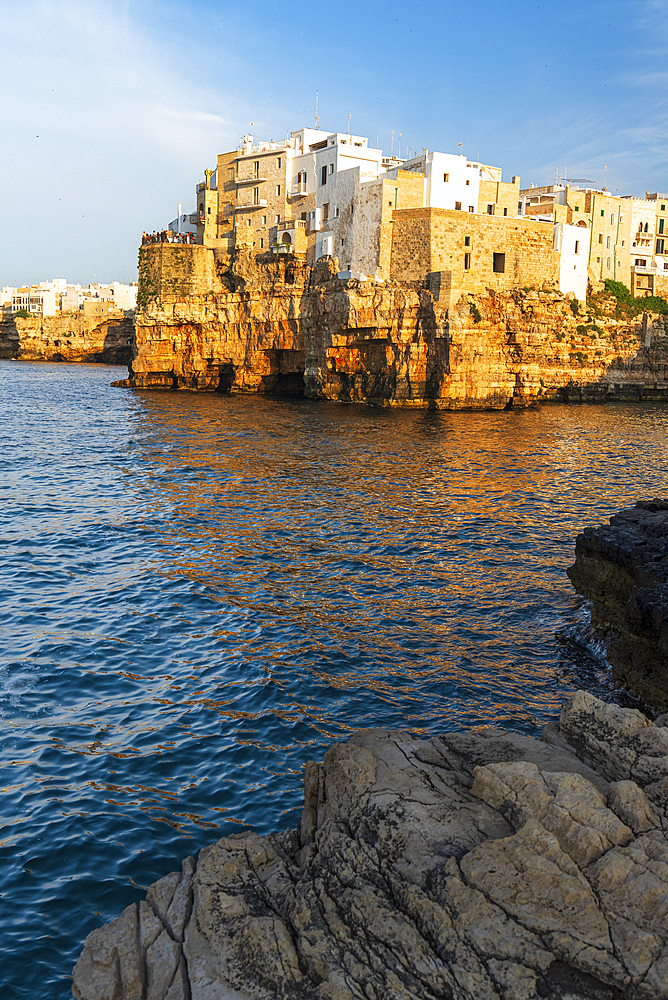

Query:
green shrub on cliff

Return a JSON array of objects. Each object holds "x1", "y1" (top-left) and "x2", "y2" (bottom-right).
[
  {"x1": 603, "y1": 280, "x2": 668, "y2": 317},
  {"x1": 14, "y1": 309, "x2": 30, "y2": 318}
]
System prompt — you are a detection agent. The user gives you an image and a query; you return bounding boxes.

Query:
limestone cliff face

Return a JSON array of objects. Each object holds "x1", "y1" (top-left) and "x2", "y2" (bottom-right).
[
  {"x1": 0, "y1": 312, "x2": 133, "y2": 364},
  {"x1": 122, "y1": 245, "x2": 668, "y2": 408}
]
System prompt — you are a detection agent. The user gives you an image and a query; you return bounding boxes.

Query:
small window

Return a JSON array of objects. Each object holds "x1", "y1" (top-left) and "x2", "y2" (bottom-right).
[
  {"x1": 487, "y1": 204, "x2": 494, "y2": 215},
  {"x1": 262, "y1": 214, "x2": 267, "y2": 225},
  {"x1": 253, "y1": 161, "x2": 260, "y2": 178},
  {"x1": 207, "y1": 206, "x2": 211, "y2": 214},
  {"x1": 466, "y1": 179, "x2": 470, "y2": 186},
  {"x1": 323, "y1": 203, "x2": 329, "y2": 221},
  {"x1": 260, "y1": 238, "x2": 264, "y2": 248},
  {"x1": 621, "y1": 240, "x2": 625, "y2": 247},
  {"x1": 388, "y1": 201, "x2": 393, "y2": 206},
  {"x1": 229, "y1": 168, "x2": 235, "y2": 179},
  {"x1": 610, "y1": 214, "x2": 615, "y2": 225},
  {"x1": 329, "y1": 163, "x2": 334, "y2": 174},
  {"x1": 493, "y1": 252, "x2": 505, "y2": 273},
  {"x1": 455, "y1": 201, "x2": 462, "y2": 211},
  {"x1": 276, "y1": 185, "x2": 281, "y2": 196},
  {"x1": 598, "y1": 234, "x2": 603, "y2": 243},
  {"x1": 253, "y1": 187, "x2": 260, "y2": 205},
  {"x1": 607, "y1": 257, "x2": 611, "y2": 269},
  {"x1": 444, "y1": 173, "x2": 449, "y2": 182},
  {"x1": 600, "y1": 210, "x2": 605, "y2": 217},
  {"x1": 574, "y1": 240, "x2": 579, "y2": 254},
  {"x1": 276, "y1": 214, "x2": 280, "y2": 223},
  {"x1": 300, "y1": 212, "x2": 307, "y2": 221},
  {"x1": 503, "y1": 207, "x2": 508, "y2": 216},
  {"x1": 657, "y1": 238, "x2": 665, "y2": 254},
  {"x1": 606, "y1": 236, "x2": 610, "y2": 248},
  {"x1": 247, "y1": 219, "x2": 251, "y2": 227},
  {"x1": 340, "y1": 238, "x2": 344, "y2": 246},
  {"x1": 464, "y1": 236, "x2": 471, "y2": 247},
  {"x1": 335, "y1": 206, "x2": 340, "y2": 217},
  {"x1": 277, "y1": 157, "x2": 282, "y2": 169},
  {"x1": 660, "y1": 219, "x2": 665, "y2": 235},
  {"x1": 596, "y1": 256, "x2": 600, "y2": 263},
  {"x1": 574, "y1": 205, "x2": 579, "y2": 212},
  {"x1": 321, "y1": 165, "x2": 327, "y2": 185},
  {"x1": 469, "y1": 205, "x2": 474, "y2": 212},
  {"x1": 464, "y1": 253, "x2": 471, "y2": 270}
]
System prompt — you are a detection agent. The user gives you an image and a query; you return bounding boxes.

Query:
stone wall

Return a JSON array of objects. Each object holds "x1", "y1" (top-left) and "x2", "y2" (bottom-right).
[{"x1": 389, "y1": 208, "x2": 560, "y2": 295}]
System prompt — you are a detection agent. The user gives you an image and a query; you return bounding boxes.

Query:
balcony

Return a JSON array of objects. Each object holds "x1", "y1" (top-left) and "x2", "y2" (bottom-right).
[
  {"x1": 236, "y1": 176, "x2": 268, "y2": 186},
  {"x1": 288, "y1": 186, "x2": 308, "y2": 198},
  {"x1": 236, "y1": 199, "x2": 268, "y2": 210}
]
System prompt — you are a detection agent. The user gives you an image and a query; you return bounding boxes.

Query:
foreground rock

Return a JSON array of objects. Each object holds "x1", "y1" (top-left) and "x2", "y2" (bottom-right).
[
  {"x1": 73, "y1": 691, "x2": 668, "y2": 1000},
  {"x1": 568, "y1": 500, "x2": 668, "y2": 711}
]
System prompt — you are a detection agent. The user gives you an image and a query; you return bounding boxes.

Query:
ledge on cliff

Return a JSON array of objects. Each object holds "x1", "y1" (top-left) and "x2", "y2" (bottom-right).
[
  {"x1": 568, "y1": 500, "x2": 668, "y2": 712},
  {"x1": 72, "y1": 689, "x2": 668, "y2": 1000}
]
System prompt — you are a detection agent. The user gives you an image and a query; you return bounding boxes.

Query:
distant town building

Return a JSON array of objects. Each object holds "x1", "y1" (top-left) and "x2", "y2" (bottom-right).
[{"x1": 1, "y1": 279, "x2": 138, "y2": 316}]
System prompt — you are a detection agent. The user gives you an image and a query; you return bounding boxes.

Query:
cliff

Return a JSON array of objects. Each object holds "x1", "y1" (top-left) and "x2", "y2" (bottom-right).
[
  {"x1": 568, "y1": 501, "x2": 668, "y2": 711},
  {"x1": 72, "y1": 690, "x2": 668, "y2": 1000},
  {"x1": 0, "y1": 312, "x2": 133, "y2": 364},
  {"x1": 116, "y1": 244, "x2": 668, "y2": 408}
]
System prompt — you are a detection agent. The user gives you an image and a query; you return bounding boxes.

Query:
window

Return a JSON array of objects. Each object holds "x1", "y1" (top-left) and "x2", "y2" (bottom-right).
[
  {"x1": 277, "y1": 157, "x2": 282, "y2": 169},
  {"x1": 253, "y1": 161, "x2": 260, "y2": 179},
  {"x1": 466, "y1": 179, "x2": 470, "y2": 186},
  {"x1": 300, "y1": 212, "x2": 307, "y2": 221},
  {"x1": 487, "y1": 204, "x2": 494, "y2": 215},
  {"x1": 493, "y1": 252, "x2": 505, "y2": 273},
  {"x1": 464, "y1": 253, "x2": 471, "y2": 270},
  {"x1": 607, "y1": 257, "x2": 611, "y2": 269},
  {"x1": 262, "y1": 214, "x2": 267, "y2": 225},
  {"x1": 322, "y1": 203, "x2": 329, "y2": 221},
  {"x1": 464, "y1": 236, "x2": 471, "y2": 246},
  {"x1": 610, "y1": 214, "x2": 615, "y2": 225},
  {"x1": 636, "y1": 258, "x2": 647, "y2": 266},
  {"x1": 276, "y1": 214, "x2": 280, "y2": 223},
  {"x1": 662, "y1": 204, "x2": 666, "y2": 211},
  {"x1": 606, "y1": 236, "x2": 610, "y2": 248},
  {"x1": 247, "y1": 219, "x2": 251, "y2": 227},
  {"x1": 644, "y1": 222, "x2": 649, "y2": 233},
  {"x1": 601, "y1": 210, "x2": 605, "y2": 217},
  {"x1": 229, "y1": 168, "x2": 235, "y2": 179},
  {"x1": 598, "y1": 234, "x2": 603, "y2": 244},
  {"x1": 455, "y1": 201, "x2": 462, "y2": 211},
  {"x1": 621, "y1": 241, "x2": 625, "y2": 247},
  {"x1": 575, "y1": 240, "x2": 580, "y2": 254},
  {"x1": 574, "y1": 205, "x2": 579, "y2": 212},
  {"x1": 503, "y1": 207, "x2": 508, "y2": 216},
  {"x1": 444, "y1": 173, "x2": 449, "y2": 182},
  {"x1": 469, "y1": 205, "x2": 474, "y2": 212},
  {"x1": 340, "y1": 238, "x2": 345, "y2": 246},
  {"x1": 329, "y1": 163, "x2": 334, "y2": 174},
  {"x1": 253, "y1": 187, "x2": 260, "y2": 205},
  {"x1": 276, "y1": 185, "x2": 281, "y2": 196},
  {"x1": 657, "y1": 239, "x2": 665, "y2": 254},
  {"x1": 597, "y1": 256, "x2": 600, "y2": 263},
  {"x1": 207, "y1": 207, "x2": 211, "y2": 214},
  {"x1": 660, "y1": 219, "x2": 665, "y2": 235},
  {"x1": 321, "y1": 165, "x2": 327, "y2": 185},
  {"x1": 260, "y1": 238, "x2": 264, "y2": 248}
]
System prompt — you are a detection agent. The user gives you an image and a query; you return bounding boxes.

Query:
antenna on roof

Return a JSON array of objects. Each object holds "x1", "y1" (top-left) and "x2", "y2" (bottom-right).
[
  {"x1": 315, "y1": 91, "x2": 319, "y2": 130},
  {"x1": 348, "y1": 114, "x2": 351, "y2": 138}
]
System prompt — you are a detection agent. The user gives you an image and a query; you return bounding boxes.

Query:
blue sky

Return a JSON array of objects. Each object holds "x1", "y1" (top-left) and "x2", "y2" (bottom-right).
[{"x1": 1, "y1": 0, "x2": 667, "y2": 286}]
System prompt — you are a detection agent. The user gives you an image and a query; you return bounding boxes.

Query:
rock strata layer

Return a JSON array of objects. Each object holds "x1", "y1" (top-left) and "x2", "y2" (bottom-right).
[
  {"x1": 568, "y1": 500, "x2": 668, "y2": 711},
  {"x1": 0, "y1": 312, "x2": 133, "y2": 364},
  {"x1": 73, "y1": 691, "x2": 668, "y2": 1000},
  {"x1": 116, "y1": 244, "x2": 668, "y2": 408}
]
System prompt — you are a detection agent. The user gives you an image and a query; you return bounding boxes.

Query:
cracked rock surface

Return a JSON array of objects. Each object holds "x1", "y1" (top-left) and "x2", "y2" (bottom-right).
[
  {"x1": 72, "y1": 691, "x2": 668, "y2": 1000},
  {"x1": 567, "y1": 499, "x2": 668, "y2": 711}
]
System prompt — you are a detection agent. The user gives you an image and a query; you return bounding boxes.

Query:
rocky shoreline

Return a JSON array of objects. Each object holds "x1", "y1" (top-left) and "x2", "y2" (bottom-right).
[
  {"x1": 568, "y1": 501, "x2": 668, "y2": 712},
  {"x1": 72, "y1": 689, "x2": 668, "y2": 1000}
]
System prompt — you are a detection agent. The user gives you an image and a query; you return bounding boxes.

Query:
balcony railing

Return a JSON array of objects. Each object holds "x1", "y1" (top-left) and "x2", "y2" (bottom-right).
[
  {"x1": 236, "y1": 199, "x2": 268, "y2": 210},
  {"x1": 236, "y1": 176, "x2": 268, "y2": 186}
]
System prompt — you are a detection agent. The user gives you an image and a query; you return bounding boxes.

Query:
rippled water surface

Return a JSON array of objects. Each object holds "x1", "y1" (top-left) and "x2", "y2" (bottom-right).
[{"x1": 2, "y1": 359, "x2": 668, "y2": 997}]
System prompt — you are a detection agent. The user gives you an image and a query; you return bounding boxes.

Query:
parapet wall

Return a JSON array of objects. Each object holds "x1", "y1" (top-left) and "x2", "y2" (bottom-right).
[{"x1": 138, "y1": 243, "x2": 220, "y2": 303}]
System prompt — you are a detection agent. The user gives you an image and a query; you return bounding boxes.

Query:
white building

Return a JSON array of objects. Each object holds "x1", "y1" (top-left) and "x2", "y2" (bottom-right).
[{"x1": 553, "y1": 223, "x2": 588, "y2": 300}]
